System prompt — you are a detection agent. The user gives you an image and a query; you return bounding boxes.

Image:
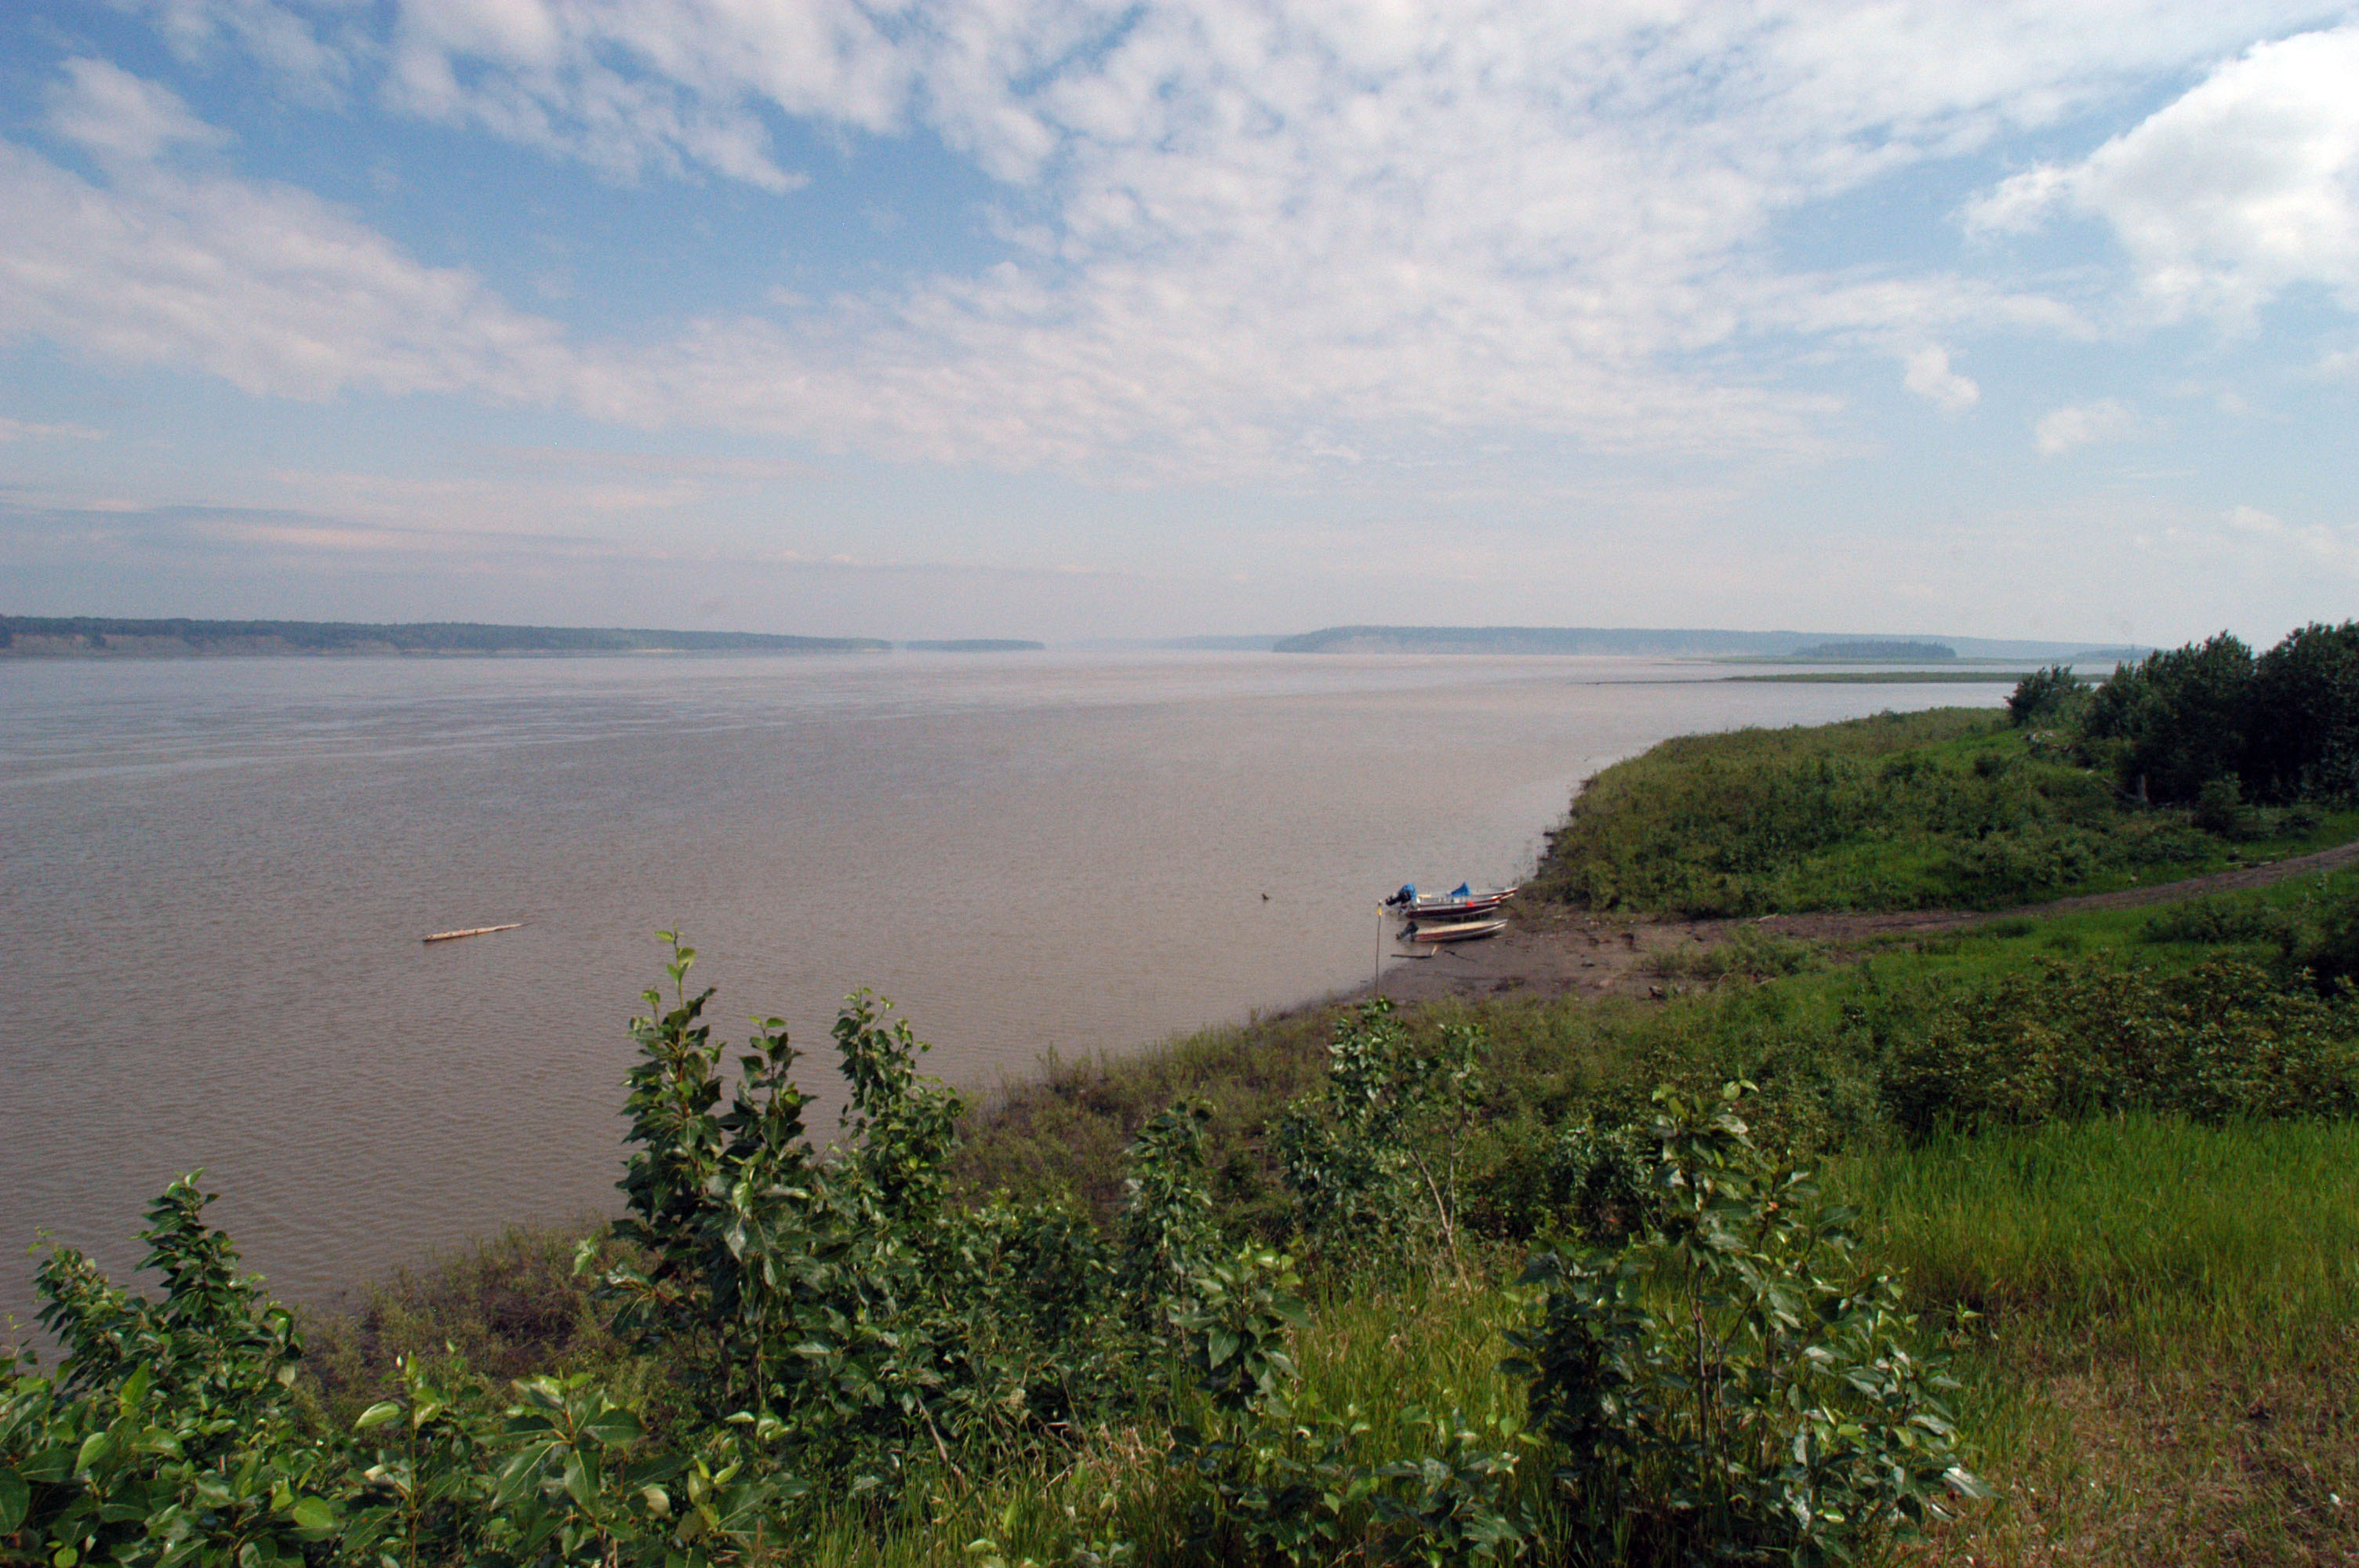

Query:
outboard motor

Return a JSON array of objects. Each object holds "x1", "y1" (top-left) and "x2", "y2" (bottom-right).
[{"x1": 1385, "y1": 883, "x2": 1417, "y2": 908}]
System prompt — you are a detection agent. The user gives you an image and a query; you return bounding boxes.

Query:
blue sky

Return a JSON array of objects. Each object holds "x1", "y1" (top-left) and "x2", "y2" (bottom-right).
[{"x1": 2, "y1": 1, "x2": 2354, "y2": 644}]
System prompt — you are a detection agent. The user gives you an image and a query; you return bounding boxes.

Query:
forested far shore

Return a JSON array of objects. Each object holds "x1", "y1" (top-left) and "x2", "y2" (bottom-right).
[{"x1": 0, "y1": 616, "x2": 891, "y2": 658}]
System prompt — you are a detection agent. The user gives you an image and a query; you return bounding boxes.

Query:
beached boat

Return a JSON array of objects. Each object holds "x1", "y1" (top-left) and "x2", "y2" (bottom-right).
[
  {"x1": 1382, "y1": 881, "x2": 1519, "y2": 920},
  {"x1": 1399, "y1": 916, "x2": 1508, "y2": 944}
]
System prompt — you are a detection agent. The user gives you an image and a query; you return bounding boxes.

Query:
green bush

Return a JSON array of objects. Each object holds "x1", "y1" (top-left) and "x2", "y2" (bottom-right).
[
  {"x1": 1505, "y1": 1086, "x2": 1983, "y2": 1563},
  {"x1": 2005, "y1": 665, "x2": 2087, "y2": 728},
  {"x1": 2245, "y1": 621, "x2": 2359, "y2": 804},
  {"x1": 1875, "y1": 957, "x2": 2359, "y2": 1133},
  {"x1": 2082, "y1": 633, "x2": 2255, "y2": 804}
]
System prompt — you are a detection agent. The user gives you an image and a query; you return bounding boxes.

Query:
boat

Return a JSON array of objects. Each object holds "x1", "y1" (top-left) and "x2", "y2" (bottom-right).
[
  {"x1": 1399, "y1": 916, "x2": 1508, "y2": 944},
  {"x1": 1381, "y1": 881, "x2": 1519, "y2": 920}
]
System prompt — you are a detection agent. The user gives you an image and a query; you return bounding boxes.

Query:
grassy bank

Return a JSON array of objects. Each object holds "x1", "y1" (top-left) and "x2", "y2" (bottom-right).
[{"x1": 1525, "y1": 706, "x2": 2359, "y2": 916}]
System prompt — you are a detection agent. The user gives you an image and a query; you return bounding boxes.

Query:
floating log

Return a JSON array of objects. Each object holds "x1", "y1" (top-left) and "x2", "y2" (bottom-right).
[{"x1": 422, "y1": 923, "x2": 524, "y2": 944}]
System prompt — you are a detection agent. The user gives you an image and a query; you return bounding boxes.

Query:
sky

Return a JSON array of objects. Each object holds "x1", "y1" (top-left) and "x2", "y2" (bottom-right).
[{"x1": 1, "y1": 2, "x2": 2355, "y2": 644}]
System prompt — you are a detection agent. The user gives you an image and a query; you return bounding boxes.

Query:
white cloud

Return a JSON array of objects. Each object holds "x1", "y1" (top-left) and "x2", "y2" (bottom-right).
[
  {"x1": 48, "y1": 58, "x2": 230, "y2": 163},
  {"x1": 0, "y1": 129, "x2": 570, "y2": 402},
  {"x1": 139, "y1": 0, "x2": 358, "y2": 100},
  {"x1": 2034, "y1": 397, "x2": 2140, "y2": 454},
  {"x1": 5, "y1": 9, "x2": 2346, "y2": 482},
  {"x1": 1903, "y1": 345, "x2": 1980, "y2": 412},
  {"x1": 0, "y1": 416, "x2": 104, "y2": 441},
  {"x1": 2215, "y1": 503, "x2": 2355, "y2": 568},
  {"x1": 1968, "y1": 23, "x2": 2359, "y2": 322}
]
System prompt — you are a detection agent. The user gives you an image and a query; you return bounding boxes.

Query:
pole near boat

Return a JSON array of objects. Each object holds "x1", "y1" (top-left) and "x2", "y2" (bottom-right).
[{"x1": 422, "y1": 923, "x2": 524, "y2": 944}]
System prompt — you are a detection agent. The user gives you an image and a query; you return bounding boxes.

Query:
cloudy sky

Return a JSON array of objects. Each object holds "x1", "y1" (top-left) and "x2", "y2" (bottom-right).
[{"x1": 2, "y1": 2, "x2": 2354, "y2": 643}]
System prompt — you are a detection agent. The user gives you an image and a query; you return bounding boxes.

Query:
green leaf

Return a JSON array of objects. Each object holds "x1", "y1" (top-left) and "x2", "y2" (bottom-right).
[
  {"x1": 290, "y1": 1497, "x2": 335, "y2": 1534},
  {"x1": 0, "y1": 1467, "x2": 27, "y2": 1534},
  {"x1": 563, "y1": 1449, "x2": 600, "y2": 1513},
  {"x1": 581, "y1": 1406, "x2": 645, "y2": 1447},
  {"x1": 73, "y1": 1431, "x2": 113, "y2": 1476},
  {"x1": 354, "y1": 1402, "x2": 404, "y2": 1432}
]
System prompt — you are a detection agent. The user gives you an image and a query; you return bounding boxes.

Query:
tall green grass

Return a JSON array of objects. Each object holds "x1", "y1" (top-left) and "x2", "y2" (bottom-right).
[
  {"x1": 1829, "y1": 1116, "x2": 2359, "y2": 1566},
  {"x1": 794, "y1": 1269, "x2": 1542, "y2": 1567},
  {"x1": 1831, "y1": 1116, "x2": 2359, "y2": 1357}
]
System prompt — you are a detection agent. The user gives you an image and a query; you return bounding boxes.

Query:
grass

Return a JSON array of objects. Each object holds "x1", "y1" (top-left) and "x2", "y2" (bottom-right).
[
  {"x1": 1830, "y1": 1116, "x2": 2359, "y2": 1566},
  {"x1": 1525, "y1": 706, "x2": 2359, "y2": 916},
  {"x1": 780, "y1": 1268, "x2": 1546, "y2": 1567}
]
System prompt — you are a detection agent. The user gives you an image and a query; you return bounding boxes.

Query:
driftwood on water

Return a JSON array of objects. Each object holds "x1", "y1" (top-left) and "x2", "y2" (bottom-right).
[{"x1": 422, "y1": 923, "x2": 524, "y2": 944}]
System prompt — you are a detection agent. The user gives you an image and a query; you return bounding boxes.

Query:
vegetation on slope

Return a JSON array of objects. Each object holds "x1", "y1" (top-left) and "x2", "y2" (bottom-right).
[{"x1": 1531, "y1": 621, "x2": 2359, "y2": 916}]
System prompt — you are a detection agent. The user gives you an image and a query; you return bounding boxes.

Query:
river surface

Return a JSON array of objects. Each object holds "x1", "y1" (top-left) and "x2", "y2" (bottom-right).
[{"x1": 0, "y1": 652, "x2": 1999, "y2": 1331}]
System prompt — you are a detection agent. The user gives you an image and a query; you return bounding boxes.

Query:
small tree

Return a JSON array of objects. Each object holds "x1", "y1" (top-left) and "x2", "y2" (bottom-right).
[
  {"x1": 2244, "y1": 620, "x2": 2359, "y2": 804},
  {"x1": 1278, "y1": 1002, "x2": 1488, "y2": 1268},
  {"x1": 2005, "y1": 664, "x2": 2085, "y2": 728},
  {"x1": 2083, "y1": 633, "x2": 2255, "y2": 802},
  {"x1": 1505, "y1": 1084, "x2": 1986, "y2": 1563}
]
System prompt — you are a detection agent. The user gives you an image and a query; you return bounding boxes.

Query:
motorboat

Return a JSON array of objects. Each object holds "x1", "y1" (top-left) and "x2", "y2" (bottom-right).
[
  {"x1": 1399, "y1": 916, "x2": 1508, "y2": 944},
  {"x1": 1381, "y1": 881, "x2": 1519, "y2": 920}
]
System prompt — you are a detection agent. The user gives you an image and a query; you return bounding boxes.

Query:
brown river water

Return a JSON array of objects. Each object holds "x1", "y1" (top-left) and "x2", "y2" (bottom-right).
[{"x1": 0, "y1": 651, "x2": 1999, "y2": 1333}]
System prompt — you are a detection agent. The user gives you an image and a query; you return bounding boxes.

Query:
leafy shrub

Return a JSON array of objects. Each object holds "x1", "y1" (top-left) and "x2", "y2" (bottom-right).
[
  {"x1": 5, "y1": 1178, "x2": 340, "y2": 1568},
  {"x1": 1644, "y1": 926, "x2": 1823, "y2": 982},
  {"x1": 2082, "y1": 633, "x2": 2255, "y2": 804},
  {"x1": 1876, "y1": 958, "x2": 2359, "y2": 1133},
  {"x1": 1277, "y1": 1001, "x2": 1487, "y2": 1267},
  {"x1": 2192, "y1": 776, "x2": 2260, "y2": 840},
  {"x1": 2244, "y1": 621, "x2": 2359, "y2": 804},
  {"x1": 2284, "y1": 888, "x2": 2359, "y2": 997},
  {"x1": 2140, "y1": 895, "x2": 2299, "y2": 946},
  {"x1": 1505, "y1": 1087, "x2": 1983, "y2": 1564},
  {"x1": 2006, "y1": 665, "x2": 2087, "y2": 728},
  {"x1": 591, "y1": 936, "x2": 1143, "y2": 1496},
  {"x1": 1463, "y1": 1118, "x2": 1662, "y2": 1246}
]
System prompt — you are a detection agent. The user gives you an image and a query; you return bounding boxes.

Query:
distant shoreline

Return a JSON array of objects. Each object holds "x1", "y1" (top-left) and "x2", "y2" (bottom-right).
[{"x1": 0, "y1": 616, "x2": 890, "y2": 660}]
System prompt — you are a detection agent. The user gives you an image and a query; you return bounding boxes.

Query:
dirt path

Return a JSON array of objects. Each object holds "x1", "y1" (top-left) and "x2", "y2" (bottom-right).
[{"x1": 1366, "y1": 839, "x2": 2359, "y2": 1008}]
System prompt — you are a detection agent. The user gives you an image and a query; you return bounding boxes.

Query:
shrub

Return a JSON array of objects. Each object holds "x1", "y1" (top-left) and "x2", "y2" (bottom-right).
[
  {"x1": 2081, "y1": 633, "x2": 2254, "y2": 804},
  {"x1": 1876, "y1": 957, "x2": 2359, "y2": 1132},
  {"x1": 2192, "y1": 775, "x2": 2260, "y2": 840},
  {"x1": 2245, "y1": 620, "x2": 2359, "y2": 804},
  {"x1": 1277, "y1": 1001, "x2": 1487, "y2": 1268},
  {"x1": 2284, "y1": 888, "x2": 2359, "y2": 998},
  {"x1": 2005, "y1": 665, "x2": 2086, "y2": 728},
  {"x1": 1505, "y1": 1086, "x2": 1984, "y2": 1563}
]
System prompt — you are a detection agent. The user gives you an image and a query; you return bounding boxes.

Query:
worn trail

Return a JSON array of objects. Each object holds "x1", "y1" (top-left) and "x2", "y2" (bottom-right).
[{"x1": 1369, "y1": 840, "x2": 2359, "y2": 1007}]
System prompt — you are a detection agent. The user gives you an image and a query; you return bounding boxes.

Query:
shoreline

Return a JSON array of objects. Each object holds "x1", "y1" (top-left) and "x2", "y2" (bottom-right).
[{"x1": 1353, "y1": 834, "x2": 2359, "y2": 1013}]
